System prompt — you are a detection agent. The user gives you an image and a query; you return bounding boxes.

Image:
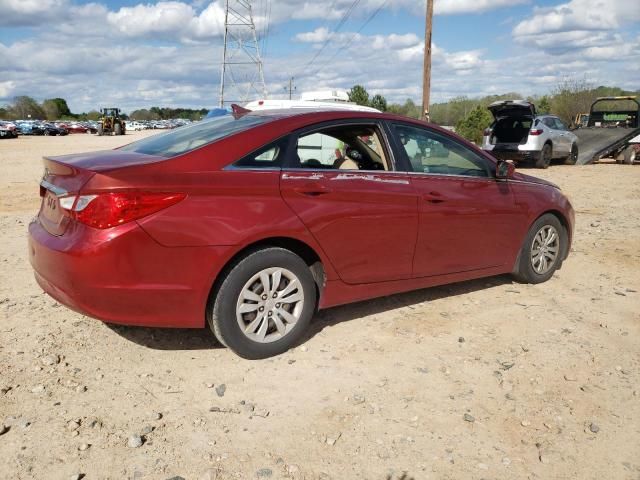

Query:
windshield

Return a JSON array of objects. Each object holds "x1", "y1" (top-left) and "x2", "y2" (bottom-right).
[{"x1": 119, "y1": 114, "x2": 270, "y2": 157}]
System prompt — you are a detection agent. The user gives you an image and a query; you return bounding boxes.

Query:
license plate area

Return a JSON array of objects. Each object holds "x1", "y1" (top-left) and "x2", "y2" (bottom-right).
[
  {"x1": 38, "y1": 184, "x2": 70, "y2": 236},
  {"x1": 41, "y1": 190, "x2": 62, "y2": 223}
]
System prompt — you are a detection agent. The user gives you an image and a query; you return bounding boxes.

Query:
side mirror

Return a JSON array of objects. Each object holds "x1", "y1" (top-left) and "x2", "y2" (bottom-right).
[{"x1": 496, "y1": 159, "x2": 515, "y2": 179}]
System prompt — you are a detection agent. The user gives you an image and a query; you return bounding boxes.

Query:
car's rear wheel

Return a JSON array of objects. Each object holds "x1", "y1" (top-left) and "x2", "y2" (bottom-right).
[
  {"x1": 209, "y1": 247, "x2": 317, "y2": 359},
  {"x1": 513, "y1": 213, "x2": 566, "y2": 284},
  {"x1": 564, "y1": 143, "x2": 578, "y2": 165},
  {"x1": 535, "y1": 143, "x2": 552, "y2": 169}
]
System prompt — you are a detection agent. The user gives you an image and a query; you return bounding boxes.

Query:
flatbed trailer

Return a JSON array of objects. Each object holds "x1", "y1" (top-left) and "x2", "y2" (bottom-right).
[{"x1": 574, "y1": 96, "x2": 639, "y2": 165}]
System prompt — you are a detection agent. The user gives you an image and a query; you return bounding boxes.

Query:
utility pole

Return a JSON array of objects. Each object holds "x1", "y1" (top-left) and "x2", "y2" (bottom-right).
[
  {"x1": 421, "y1": 0, "x2": 434, "y2": 122},
  {"x1": 284, "y1": 77, "x2": 296, "y2": 100},
  {"x1": 219, "y1": 0, "x2": 267, "y2": 107}
]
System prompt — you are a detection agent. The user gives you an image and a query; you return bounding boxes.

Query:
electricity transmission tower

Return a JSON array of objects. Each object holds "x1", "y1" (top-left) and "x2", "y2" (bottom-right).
[{"x1": 219, "y1": 0, "x2": 267, "y2": 107}]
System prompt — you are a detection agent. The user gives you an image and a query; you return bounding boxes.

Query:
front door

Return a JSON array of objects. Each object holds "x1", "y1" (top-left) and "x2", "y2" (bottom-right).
[
  {"x1": 280, "y1": 122, "x2": 418, "y2": 284},
  {"x1": 390, "y1": 122, "x2": 526, "y2": 277}
]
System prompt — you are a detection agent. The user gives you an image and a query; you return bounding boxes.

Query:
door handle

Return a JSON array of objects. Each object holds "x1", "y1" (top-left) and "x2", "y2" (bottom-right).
[
  {"x1": 293, "y1": 182, "x2": 331, "y2": 196},
  {"x1": 423, "y1": 191, "x2": 445, "y2": 204}
]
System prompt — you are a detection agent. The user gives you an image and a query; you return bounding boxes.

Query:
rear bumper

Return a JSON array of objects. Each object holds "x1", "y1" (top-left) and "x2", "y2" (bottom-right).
[
  {"x1": 489, "y1": 149, "x2": 539, "y2": 163},
  {"x1": 28, "y1": 218, "x2": 232, "y2": 328}
]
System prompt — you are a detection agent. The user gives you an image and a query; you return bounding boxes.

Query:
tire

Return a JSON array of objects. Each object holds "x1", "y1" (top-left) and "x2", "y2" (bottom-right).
[
  {"x1": 564, "y1": 143, "x2": 578, "y2": 165},
  {"x1": 44, "y1": 130, "x2": 50, "y2": 136},
  {"x1": 97, "y1": 125, "x2": 103, "y2": 136},
  {"x1": 535, "y1": 143, "x2": 552, "y2": 169},
  {"x1": 115, "y1": 123, "x2": 122, "y2": 135},
  {"x1": 208, "y1": 247, "x2": 317, "y2": 359},
  {"x1": 623, "y1": 145, "x2": 637, "y2": 165},
  {"x1": 512, "y1": 213, "x2": 567, "y2": 284}
]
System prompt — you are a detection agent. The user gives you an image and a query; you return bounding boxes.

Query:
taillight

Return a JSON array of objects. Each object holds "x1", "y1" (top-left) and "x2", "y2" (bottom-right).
[
  {"x1": 529, "y1": 129, "x2": 544, "y2": 136},
  {"x1": 60, "y1": 192, "x2": 186, "y2": 229}
]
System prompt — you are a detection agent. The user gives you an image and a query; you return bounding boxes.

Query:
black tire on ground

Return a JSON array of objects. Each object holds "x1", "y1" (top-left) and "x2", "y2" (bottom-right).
[
  {"x1": 115, "y1": 123, "x2": 122, "y2": 135},
  {"x1": 564, "y1": 143, "x2": 578, "y2": 165},
  {"x1": 208, "y1": 247, "x2": 317, "y2": 359},
  {"x1": 97, "y1": 125, "x2": 103, "y2": 136},
  {"x1": 623, "y1": 145, "x2": 637, "y2": 165},
  {"x1": 512, "y1": 213, "x2": 567, "y2": 284},
  {"x1": 535, "y1": 143, "x2": 552, "y2": 169}
]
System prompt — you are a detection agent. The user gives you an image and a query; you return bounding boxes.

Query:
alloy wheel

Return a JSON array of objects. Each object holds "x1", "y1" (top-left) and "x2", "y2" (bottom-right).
[
  {"x1": 530, "y1": 225, "x2": 560, "y2": 274},
  {"x1": 235, "y1": 267, "x2": 305, "y2": 343}
]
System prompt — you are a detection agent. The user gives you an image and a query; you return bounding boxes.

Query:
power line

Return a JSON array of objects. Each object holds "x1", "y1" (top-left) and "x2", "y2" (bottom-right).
[
  {"x1": 297, "y1": 0, "x2": 362, "y2": 74},
  {"x1": 306, "y1": 0, "x2": 389, "y2": 79}
]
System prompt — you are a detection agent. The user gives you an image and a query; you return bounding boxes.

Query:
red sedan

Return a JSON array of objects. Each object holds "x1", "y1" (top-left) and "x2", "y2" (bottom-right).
[{"x1": 28, "y1": 109, "x2": 574, "y2": 358}]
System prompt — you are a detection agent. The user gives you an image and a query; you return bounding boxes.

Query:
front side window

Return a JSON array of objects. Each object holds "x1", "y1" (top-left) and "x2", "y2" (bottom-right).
[
  {"x1": 394, "y1": 124, "x2": 490, "y2": 178},
  {"x1": 119, "y1": 114, "x2": 269, "y2": 157},
  {"x1": 293, "y1": 124, "x2": 389, "y2": 171}
]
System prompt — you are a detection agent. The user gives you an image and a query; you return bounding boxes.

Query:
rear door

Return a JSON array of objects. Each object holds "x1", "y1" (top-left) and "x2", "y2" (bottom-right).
[
  {"x1": 279, "y1": 121, "x2": 419, "y2": 284},
  {"x1": 389, "y1": 122, "x2": 526, "y2": 277},
  {"x1": 551, "y1": 117, "x2": 572, "y2": 154}
]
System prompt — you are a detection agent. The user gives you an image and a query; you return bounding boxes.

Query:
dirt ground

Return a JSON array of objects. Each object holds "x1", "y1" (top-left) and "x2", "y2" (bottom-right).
[{"x1": 1, "y1": 133, "x2": 639, "y2": 480}]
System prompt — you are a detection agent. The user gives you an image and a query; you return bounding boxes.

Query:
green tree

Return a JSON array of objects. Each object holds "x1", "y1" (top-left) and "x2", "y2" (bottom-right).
[
  {"x1": 348, "y1": 85, "x2": 370, "y2": 106},
  {"x1": 387, "y1": 98, "x2": 421, "y2": 119},
  {"x1": 43, "y1": 98, "x2": 72, "y2": 120},
  {"x1": 550, "y1": 77, "x2": 596, "y2": 125},
  {"x1": 10, "y1": 96, "x2": 46, "y2": 119},
  {"x1": 455, "y1": 105, "x2": 493, "y2": 145},
  {"x1": 85, "y1": 110, "x2": 102, "y2": 121},
  {"x1": 537, "y1": 96, "x2": 551, "y2": 115},
  {"x1": 369, "y1": 94, "x2": 388, "y2": 112}
]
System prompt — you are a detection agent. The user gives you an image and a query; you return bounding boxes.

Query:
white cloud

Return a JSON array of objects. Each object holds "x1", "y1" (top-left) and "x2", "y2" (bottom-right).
[
  {"x1": 107, "y1": 1, "x2": 198, "y2": 37},
  {"x1": 514, "y1": 0, "x2": 640, "y2": 36},
  {"x1": 0, "y1": 0, "x2": 68, "y2": 26},
  {"x1": 295, "y1": 27, "x2": 331, "y2": 43},
  {"x1": 436, "y1": 0, "x2": 530, "y2": 15}
]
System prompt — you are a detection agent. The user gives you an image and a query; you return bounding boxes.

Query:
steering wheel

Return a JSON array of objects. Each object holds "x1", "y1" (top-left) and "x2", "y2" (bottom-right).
[{"x1": 345, "y1": 147, "x2": 363, "y2": 162}]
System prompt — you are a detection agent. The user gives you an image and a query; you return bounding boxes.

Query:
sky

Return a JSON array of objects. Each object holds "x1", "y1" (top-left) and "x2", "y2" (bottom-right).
[{"x1": 0, "y1": 0, "x2": 639, "y2": 113}]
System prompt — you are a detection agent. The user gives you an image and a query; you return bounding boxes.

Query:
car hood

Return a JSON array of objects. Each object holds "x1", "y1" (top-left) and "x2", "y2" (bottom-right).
[
  {"x1": 513, "y1": 171, "x2": 560, "y2": 189},
  {"x1": 488, "y1": 100, "x2": 536, "y2": 119}
]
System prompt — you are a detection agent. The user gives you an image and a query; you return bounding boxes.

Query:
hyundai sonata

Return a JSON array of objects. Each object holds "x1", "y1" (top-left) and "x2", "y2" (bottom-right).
[{"x1": 29, "y1": 109, "x2": 574, "y2": 358}]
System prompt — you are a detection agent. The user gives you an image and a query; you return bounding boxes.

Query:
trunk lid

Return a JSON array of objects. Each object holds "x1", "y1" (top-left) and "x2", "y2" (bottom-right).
[
  {"x1": 488, "y1": 100, "x2": 536, "y2": 120},
  {"x1": 38, "y1": 150, "x2": 167, "y2": 236}
]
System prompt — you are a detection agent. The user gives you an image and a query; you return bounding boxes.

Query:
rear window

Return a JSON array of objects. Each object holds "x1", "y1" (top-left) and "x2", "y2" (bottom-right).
[{"x1": 119, "y1": 114, "x2": 269, "y2": 157}]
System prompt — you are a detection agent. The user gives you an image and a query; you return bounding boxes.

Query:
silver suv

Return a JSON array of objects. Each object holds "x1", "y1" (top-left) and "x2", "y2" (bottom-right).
[{"x1": 482, "y1": 100, "x2": 579, "y2": 168}]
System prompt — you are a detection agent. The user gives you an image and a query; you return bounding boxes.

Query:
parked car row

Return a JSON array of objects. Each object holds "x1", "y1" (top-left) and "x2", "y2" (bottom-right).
[
  {"x1": 1, "y1": 118, "x2": 194, "y2": 139},
  {"x1": 127, "y1": 119, "x2": 193, "y2": 130}
]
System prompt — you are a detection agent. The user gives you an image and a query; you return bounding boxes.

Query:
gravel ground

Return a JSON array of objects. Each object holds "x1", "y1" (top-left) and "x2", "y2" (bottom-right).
[{"x1": 1, "y1": 133, "x2": 639, "y2": 480}]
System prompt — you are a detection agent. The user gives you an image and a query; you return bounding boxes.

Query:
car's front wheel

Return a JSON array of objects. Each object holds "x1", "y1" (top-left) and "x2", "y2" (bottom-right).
[
  {"x1": 513, "y1": 213, "x2": 566, "y2": 284},
  {"x1": 209, "y1": 247, "x2": 317, "y2": 359}
]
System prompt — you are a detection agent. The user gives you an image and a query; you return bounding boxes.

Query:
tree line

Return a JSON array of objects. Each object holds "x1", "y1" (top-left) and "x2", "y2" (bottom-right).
[
  {"x1": 0, "y1": 96, "x2": 210, "y2": 121},
  {"x1": 3, "y1": 80, "x2": 637, "y2": 144},
  {"x1": 348, "y1": 80, "x2": 639, "y2": 144}
]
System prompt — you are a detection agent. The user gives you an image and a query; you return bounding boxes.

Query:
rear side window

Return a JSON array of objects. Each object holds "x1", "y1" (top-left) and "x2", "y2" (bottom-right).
[
  {"x1": 230, "y1": 137, "x2": 289, "y2": 169},
  {"x1": 119, "y1": 114, "x2": 269, "y2": 157}
]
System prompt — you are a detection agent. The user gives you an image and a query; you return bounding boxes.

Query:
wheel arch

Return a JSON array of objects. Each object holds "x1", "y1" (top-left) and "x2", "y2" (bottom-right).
[
  {"x1": 512, "y1": 209, "x2": 572, "y2": 273},
  {"x1": 205, "y1": 236, "x2": 326, "y2": 325}
]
